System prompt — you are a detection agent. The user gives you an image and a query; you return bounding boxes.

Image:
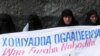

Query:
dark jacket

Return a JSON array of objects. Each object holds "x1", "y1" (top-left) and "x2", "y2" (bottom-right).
[
  {"x1": 0, "y1": 14, "x2": 16, "y2": 34},
  {"x1": 83, "y1": 10, "x2": 100, "y2": 25},
  {"x1": 57, "y1": 9, "x2": 79, "y2": 27}
]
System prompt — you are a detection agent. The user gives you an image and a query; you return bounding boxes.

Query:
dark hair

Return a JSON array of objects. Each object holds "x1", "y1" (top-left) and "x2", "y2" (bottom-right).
[
  {"x1": 84, "y1": 10, "x2": 99, "y2": 25},
  {"x1": 0, "y1": 13, "x2": 16, "y2": 34},
  {"x1": 27, "y1": 14, "x2": 42, "y2": 31},
  {"x1": 57, "y1": 9, "x2": 78, "y2": 26}
]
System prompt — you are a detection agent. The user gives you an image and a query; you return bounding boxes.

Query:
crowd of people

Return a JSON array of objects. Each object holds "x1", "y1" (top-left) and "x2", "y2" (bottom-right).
[{"x1": 0, "y1": 9, "x2": 100, "y2": 34}]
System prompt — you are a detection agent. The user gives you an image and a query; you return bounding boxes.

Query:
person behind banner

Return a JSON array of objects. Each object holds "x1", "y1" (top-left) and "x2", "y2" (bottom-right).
[
  {"x1": 0, "y1": 13, "x2": 16, "y2": 34},
  {"x1": 83, "y1": 10, "x2": 100, "y2": 25},
  {"x1": 22, "y1": 14, "x2": 42, "y2": 31},
  {"x1": 56, "y1": 9, "x2": 79, "y2": 27}
]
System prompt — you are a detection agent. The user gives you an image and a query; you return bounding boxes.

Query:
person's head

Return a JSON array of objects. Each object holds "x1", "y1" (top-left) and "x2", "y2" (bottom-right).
[
  {"x1": 0, "y1": 14, "x2": 12, "y2": 26},
  {"x1": 28, "y1": 14, "x2": 39, "y2": 23},
  {"x1": 58, "y1": 9, "x2": 78, "y2": 26},
  {"x1": 0, "y1": 13, "x2": 16, "y2": 34},
  {"x1": 27, "y1": 14, "x2": 42, "y2": 30},
  {"x1": 86, "y1": 10, "x2": 99, "y2": 24}
]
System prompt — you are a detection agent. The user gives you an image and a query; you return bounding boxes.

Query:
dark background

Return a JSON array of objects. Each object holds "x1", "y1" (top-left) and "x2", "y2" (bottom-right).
[{"x1": 0, "y1": 0, "x2": 100, "y2": 31}]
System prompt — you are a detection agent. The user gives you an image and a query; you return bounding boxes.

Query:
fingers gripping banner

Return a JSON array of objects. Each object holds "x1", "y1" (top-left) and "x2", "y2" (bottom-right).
[{"x1": 0, "y1": 26, "x2": 100, "y2": 56}]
